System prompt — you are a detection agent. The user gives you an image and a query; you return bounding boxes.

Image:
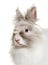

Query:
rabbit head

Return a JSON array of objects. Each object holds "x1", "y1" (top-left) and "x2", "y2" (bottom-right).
[{"x1": 12, "y1": 7, "x2": 41, "y2": 47}]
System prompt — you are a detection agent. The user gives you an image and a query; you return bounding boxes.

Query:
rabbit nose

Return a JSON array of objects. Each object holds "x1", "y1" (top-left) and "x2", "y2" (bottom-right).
[{"x1": 15, "y1": 39, "x2": 20, "y2": 42}]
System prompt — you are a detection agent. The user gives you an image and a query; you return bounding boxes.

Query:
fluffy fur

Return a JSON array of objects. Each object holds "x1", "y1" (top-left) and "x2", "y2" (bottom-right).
[{"x1": 10, "y1": 6, "x2": 48, "y2": 65}]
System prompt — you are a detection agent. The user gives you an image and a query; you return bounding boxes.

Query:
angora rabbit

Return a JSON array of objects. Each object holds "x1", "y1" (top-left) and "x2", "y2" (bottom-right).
[{"x1": 10, "y1": 6, "x2": 48, "y2": 65}]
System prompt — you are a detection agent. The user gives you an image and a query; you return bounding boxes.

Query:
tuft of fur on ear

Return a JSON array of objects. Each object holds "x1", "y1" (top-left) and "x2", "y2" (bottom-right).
[
  {"x1": 16, "y1": 8, "x2": 24, "y2": 21},
  {"x1": 25, "y1": 6, "x2": 37, "y2": 22}
]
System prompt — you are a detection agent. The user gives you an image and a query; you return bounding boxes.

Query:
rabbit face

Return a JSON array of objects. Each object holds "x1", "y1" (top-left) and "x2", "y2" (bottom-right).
[{"x1": 12, "y1": 21, "x2": 34, "y2": 47}]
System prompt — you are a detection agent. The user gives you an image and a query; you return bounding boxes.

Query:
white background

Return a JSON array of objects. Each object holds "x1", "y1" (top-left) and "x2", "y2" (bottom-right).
[{"x1": 0, "y1": 0, "x2": 48, "y2": 65}]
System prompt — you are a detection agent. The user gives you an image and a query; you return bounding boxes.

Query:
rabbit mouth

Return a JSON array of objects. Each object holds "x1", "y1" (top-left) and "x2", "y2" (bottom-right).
[{"x1": 15, "y1": 39, "x2": 28, "y2": 47}]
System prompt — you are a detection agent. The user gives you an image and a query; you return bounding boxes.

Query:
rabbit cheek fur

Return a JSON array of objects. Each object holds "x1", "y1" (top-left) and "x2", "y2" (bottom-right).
[{"x1": 10, "y1": 7, "x2": 48, "y2": 65}]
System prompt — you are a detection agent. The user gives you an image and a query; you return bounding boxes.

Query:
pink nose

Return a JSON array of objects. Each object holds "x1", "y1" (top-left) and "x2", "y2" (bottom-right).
[{"x1": 15, "y1": 39, "x2": 20, "y2": 42}]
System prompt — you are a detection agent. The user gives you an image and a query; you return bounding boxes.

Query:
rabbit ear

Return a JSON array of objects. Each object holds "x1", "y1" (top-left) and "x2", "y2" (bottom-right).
[
  {"x1": 25, "y1": 6, "x2": 37, "y2": 22},
  {"x1": 16, "y1": 8, "x2": 24, "y2": 21}
]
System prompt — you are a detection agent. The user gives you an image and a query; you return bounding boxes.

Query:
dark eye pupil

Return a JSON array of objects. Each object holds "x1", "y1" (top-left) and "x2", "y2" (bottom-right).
[{"x1": 25, "y1": 29, "x2": 28, "y2": 32}]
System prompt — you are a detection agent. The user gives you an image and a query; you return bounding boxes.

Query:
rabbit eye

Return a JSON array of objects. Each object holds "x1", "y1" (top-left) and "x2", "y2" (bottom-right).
[{"x1": 25, "y1": 29, "x2": 28, "y2": 32}]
